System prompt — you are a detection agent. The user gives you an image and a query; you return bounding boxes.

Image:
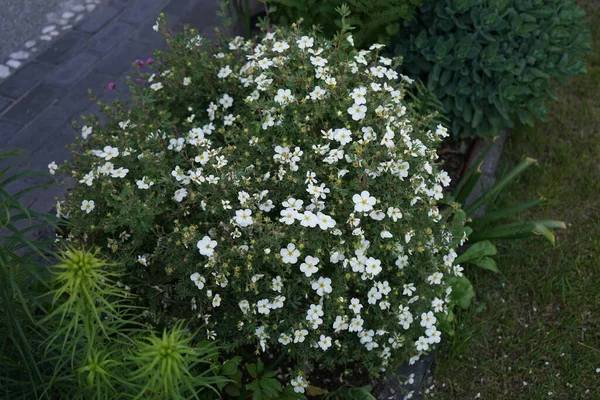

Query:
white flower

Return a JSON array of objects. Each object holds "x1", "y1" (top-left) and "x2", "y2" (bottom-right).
[
  {"x1": 310, "y1": 56, "x2": 327, "y2": 67},
  {"x1": 347, "y1": 104, "x2": 367, "y2": 121},
  {"x1": 81, "y1": 125, "x2": 92, "y2": 139},
  {"x1": 217, "y1": 65, "x2": 232, "y2": 78},
  {"x1": 299, "y1": 255, "x2": 319, "y2": 277},
  {"x1": 403, "y1": 283, "x2": 415, "y2": 296},
  {"x1": 298, "y1": 211, "x2": 319, "y2": 228},
  {"x1": 352, "y1": 191, "x2": 376, "y2": 213},
  {"x1": 80, "y1": 200, "x2": 95, "y2": 214},
  {"x1": 257, "y1": 299, "x2": 271, "y2": 314},
  {"x1": 271, "y1": 276, "x2": 283, "y2": 292},
  {"x1": 271, "y1": 295, "x2": 285, "y2": 309},
  {"x1": 290, "y1": 376, "x2": 308, "y2": 393},
  {"x1": 136, "y1": 176, "x2": 154, "y2": 189},
  {"x1": 150, "y1": 82, "x2": 163, "y2": 91},
  {"x1": 219, "y1": 93, "x2": 233, "y2": 109},
  {"x1": 259, "y1": 199, "x2": 274, "y2": 212},
  {"x1": 223, "y1": 114, "x2": 236, "y2": 126},
  {"x1": 396, "y1": 255, "x2": 409, "y2": 269},
  {"x1": 346, "y1": 34, "x2": 354, "y2": 46},
  {"x1": 415, "y1": 336, "x2": 429, "y2": 351},
  {"x1": 48, "y1": 161, "x2": 58, "y2": 175},
  {"x1": 420, "y1": 311, "x2": 437, "y2": 329},
  {"x1": 197, "y1": 236, "x2": 217, "y2": 257},
  {"x1": 309, "y1": 85, "x2": 327, "y2": 100},
  {"x1": 293, "y1": 329, "x2": 309, "y2": 343},
  {"x1": 110, "y1": 167, "x2": 128, "y2": 178},
  {"x1": 278, "y1": 333, "x2": 292, "y2": 345},
  {"x1": 333, "y1": 316, "x2": 349, "y2": 332},
  {"x1": 427, "y1": 272, "x2": 443, "y2": 285},
  {"x1": 272, "y1": 41, "x2": 290, "y2": 52},
  {"x1": 212, "y1": 294, "x2": 222, "y2": 307},
  {"x1": 280, "y1": 243, "x2": 301, "y2": 264},
  {"x1": 283, "y1": 198, "x2": 304, "y2": 210},
  {"x1": 426, "y1": 327, "x2": 442, "y2": 344},
  {"x1": 190, "y1": 272, "x2": 205, "y2": 289},
  {"x1": 152, "y1": 21, "x2": 159, "y2": 31},
  {"x1": 183, "y1": 77, "x2": 191, "y2": 86},
  {"x1": 238, "y1": 300, "x2": 250, "y2": 314},
  {"x1": 387, "y1": 207, "x2": 402, "y2": 221},
  {"x1": 365, "y1": 257, "x2": 382, "y2": 276},
  {"x1": 173, "y1": 188, "x2": 188, "y2": 202},
  {"x1": 380, "y1": 230, "x2": 393, "y2": 239},
  {"x1": 297, "y1": 36, "x2": 314, "y2": 49},
  {"x1": 258, "y1": 58, "x2": 273, "y2": 69},
  {"x1": 99, "y1": 146, "x2": 119, "y2": 160},
  {"x1": 318, "y1": 335, "x2": 332, "y2": 351},
  {"x1": 333, "y1": 128, "x2": 353, "y2": 145},
  {"x1": 350, "y1": 87, "x2": 367, "y2": 105},
  {"x1": 369, "y1": 210, "x2": 385, "y2": 221},
  {"x1": 279, "y1": 208, "x2": 298, "y2": 225},
  {"x1": 311, "y1": 276, "x2": 332, "y2": 296},
  {"x1": 274, "y1": 88, "x2": 295, "y2": 105},
  {"x1": 349, "y1": 298, "x2": 363, "y2": 314},
  {"x1": 138, "y1": 255, "x2": 149, "y2": 266},
  {"x1": 316, "y1": 212, "x2": 336, "y2": 230},
  {"x1": 234, "y1": 209, "x2": 253, "y2": 227}
]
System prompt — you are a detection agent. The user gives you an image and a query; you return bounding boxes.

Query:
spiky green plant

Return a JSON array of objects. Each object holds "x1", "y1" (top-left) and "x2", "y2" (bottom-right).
[{"x1": 130, "y1": 321, "x2": 227, "y2": 399}]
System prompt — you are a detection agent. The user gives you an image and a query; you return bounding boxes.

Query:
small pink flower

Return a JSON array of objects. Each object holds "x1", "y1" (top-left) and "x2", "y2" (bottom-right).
[
  {"x1": 145, "y1": 57, "x2": 153, "y2": 65},
  {"x1": 135, "y1": 59, "x2": 145, "y2": 66},
  {"x1": 107, "y1": 82, "x2": 116, "y2": 90}
]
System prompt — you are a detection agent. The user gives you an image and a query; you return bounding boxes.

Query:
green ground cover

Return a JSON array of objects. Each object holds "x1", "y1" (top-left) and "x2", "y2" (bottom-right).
[{"x1": 432, "y1": 2, "x2": 600, "y2": 398}]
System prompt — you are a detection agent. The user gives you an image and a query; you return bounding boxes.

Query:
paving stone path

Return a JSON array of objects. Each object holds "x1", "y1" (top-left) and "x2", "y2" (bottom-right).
[{"x1": 0, "y1": 0, "x2": 230, "y2": 214}]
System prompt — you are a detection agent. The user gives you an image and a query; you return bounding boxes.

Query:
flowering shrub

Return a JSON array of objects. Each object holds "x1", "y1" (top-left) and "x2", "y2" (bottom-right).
[{"x1": 57, "y1": 19, "x2": 467, "y2": 390}]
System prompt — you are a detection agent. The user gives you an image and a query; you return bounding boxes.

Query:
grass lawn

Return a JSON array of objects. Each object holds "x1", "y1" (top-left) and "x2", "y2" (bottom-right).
[{"x1": 430, "y1": 2, "x2": 600, "y2": 399}]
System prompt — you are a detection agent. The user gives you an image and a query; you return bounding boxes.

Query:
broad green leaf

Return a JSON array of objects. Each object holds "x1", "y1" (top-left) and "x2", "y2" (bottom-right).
[
  {"x1": 455, "y1": 240, "x2": 497, "y2": 264},
  {"x1": 221, "y1": 356, "x2": 241, "y2": 376},
  {"x1": 246, "y1": 363, "x2": 258, "y2": 379},
  {"x1": 307, "y1": 385, "x2": 328, "y2": 396},
  {"x1": 472, "y1": 256, "x2": 499, "y2": 273},
  {"x1": 447, "y1": 276, "x2": 475, "y2": 310}
]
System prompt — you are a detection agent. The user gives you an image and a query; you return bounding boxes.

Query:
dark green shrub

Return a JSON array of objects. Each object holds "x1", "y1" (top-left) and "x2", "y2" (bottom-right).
[
  {"x1": 392, "y1": 0, "x2": 590, "y2": 138},
  {"x1": 266, "y1": 0, "x2": 423, "y2": 48}
]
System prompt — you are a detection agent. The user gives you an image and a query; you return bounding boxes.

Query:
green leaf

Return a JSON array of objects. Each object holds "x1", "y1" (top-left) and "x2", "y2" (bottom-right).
[
  {"x1": 447, "y1": 276, "x2": 475, "y2": 310},
  {"x1": 259, "y1": 376, "x2": 282, "y2": 397},
  {"x1": 306, "y1": 385, "x2": 328, "y2": 396},
  {"x1": 221, "y1": 356, "x2": 241, "y2": 376},
  {"x1": 469, "y1": 220, "x2": 566, "y2": 245},
  {"x1": 455, "y1": 240, "x2": 497, "y2": 264},
  {"x1": 224, "y1": 383, "x2": 241, "y2": 397},
  {"x1": 473, "y1": 256, "x2": 499, "y2": 273},
  {"x1": 455, "y1": 170, "x2": 481, "y2": 205},
  {"x1": 464, "y1": 158, "x2": 537, "y2": 216},
  {"x1": 247, "y1": 363, "x2": 258, "y2": 379},
  {"x1": 452, "y1": 138, "x2": 497, "y2": 199},
  {"x1": 470, "y1": 198, "x2": 544, "y2": 226}
]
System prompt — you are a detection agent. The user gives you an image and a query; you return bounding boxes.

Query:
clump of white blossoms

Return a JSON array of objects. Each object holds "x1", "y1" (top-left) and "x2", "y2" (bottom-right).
[{"x1": 57, "y1": 23, "x2": 466, "y2": 390}]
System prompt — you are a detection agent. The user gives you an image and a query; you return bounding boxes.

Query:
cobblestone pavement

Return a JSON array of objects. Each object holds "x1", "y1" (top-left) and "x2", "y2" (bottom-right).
[{"x1": 0, "y1": 0, "x2": 226, "y2": 214}]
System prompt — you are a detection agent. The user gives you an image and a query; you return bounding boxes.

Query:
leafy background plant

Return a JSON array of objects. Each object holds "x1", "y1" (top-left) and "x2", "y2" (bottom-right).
[
  {"x1": 392, "y1": 0, "x2": 590, "y2": 138},
  {"x1": 266, "y1": 0, "x2": 424, "y2": 48}
]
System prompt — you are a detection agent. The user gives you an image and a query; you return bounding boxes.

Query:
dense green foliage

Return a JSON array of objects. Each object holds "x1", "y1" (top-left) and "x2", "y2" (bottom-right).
[
  {"x1": 0, "y1": 152, "x2": 227, "y2": 399},
  {"x1": 266, "y1": 0, "x2": 423, "y2": 48},
  {"x1": 392, "y1": 0, "x2": 590, "y2": 138},
  {"x1": 55, "y1": 17, "x2": 469, "y2": 392}
]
